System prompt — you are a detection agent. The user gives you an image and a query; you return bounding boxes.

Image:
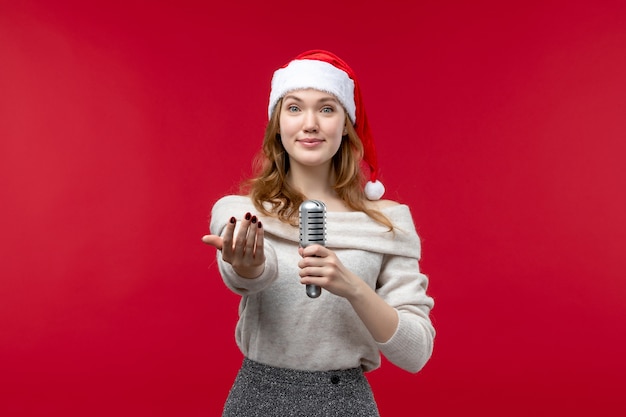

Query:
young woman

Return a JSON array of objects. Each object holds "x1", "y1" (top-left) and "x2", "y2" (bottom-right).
[{"x1": 202, "y1": 50, "x2": 435, "y2": 417}]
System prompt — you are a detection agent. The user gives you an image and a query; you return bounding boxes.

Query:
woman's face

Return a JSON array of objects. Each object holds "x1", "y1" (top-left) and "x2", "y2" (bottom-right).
[{"x1": 278, "y1": 89, "x2": 347, "y2": 171}]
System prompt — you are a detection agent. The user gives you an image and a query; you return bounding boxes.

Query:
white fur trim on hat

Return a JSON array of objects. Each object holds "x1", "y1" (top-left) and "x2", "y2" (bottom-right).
[{"x1": 268, "y1": 59, "x2": 356, "y2": 122}]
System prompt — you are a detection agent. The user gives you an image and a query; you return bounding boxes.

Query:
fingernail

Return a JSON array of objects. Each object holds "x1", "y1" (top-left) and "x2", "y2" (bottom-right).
[
  {"x1": 230, "y1": 216, "x2": 236, "y2": 224},
  {"x1": 257, "y1": 221, "x2": 262, "y2": 228},
  {"x1": 251, "y1": 216, "x2": 257, "y2": 224},
  {"x1": 245, "y1": 212, "x2": 251, "y2": 220}
]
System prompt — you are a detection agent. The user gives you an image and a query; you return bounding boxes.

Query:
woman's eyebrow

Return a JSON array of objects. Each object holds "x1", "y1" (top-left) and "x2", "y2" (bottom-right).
[{"x1": 283, "y1": 94, "x2": 303, "y2": 102}]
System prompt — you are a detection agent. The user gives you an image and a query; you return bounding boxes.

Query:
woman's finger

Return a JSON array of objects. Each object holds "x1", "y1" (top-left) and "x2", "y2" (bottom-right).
[
  {"x1": 221, "y1": 216, "x2": 237, "y2": 258},
  {"x1": 253, "y1": 220, "x2": 264, "y2": 260},
  {"x1": 233, "y1": 212, "x2": 252, "y2": 256},
  {"x1": 243, "y1": 216, "x2": 259, "y2": 259},
  {"x1": 201, "y1": 234, "x2": 223, "y2": 250},
  {"x1": 300, "y1": 244, "x2": 327, "y2": 258}
]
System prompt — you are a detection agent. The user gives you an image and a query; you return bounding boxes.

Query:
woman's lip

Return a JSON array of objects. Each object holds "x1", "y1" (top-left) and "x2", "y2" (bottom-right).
[{"x1": 297, "y1": 139, "x2": 324, "y2": 148}]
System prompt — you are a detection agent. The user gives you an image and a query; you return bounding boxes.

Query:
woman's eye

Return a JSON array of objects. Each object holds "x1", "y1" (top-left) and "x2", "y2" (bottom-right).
[
  {"x1": 287, "y1": 105, "x2": 299, "y2": 112},
  {"x1": 321, "y1": 106, "x2": 333, "y2": 113}
]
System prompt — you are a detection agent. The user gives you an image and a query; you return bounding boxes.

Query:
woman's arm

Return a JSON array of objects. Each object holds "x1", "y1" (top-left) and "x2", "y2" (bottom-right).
[
  {"x1": 298, "y1": 244, "x2": 434, "y2": 373},
  {"x1": 297, "y1": 245, "x2": 398, "y2": 343}
]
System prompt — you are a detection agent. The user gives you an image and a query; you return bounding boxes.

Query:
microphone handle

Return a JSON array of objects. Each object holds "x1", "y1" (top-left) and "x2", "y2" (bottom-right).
[{"x1": 299, "y1": 200, "x2": 326, "y2": 299}]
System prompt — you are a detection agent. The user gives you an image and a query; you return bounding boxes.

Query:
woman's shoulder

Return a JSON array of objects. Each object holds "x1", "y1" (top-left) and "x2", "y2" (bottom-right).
[
  {"x1": 366, "y1": 198, "x2": 401, "y2": 211},
  {"x1": 211, "y1": 194, "x2": 254, "y2": 214},
  {"x1": 213, "y1": 194, "x2": 251, "y2": 205},
  {"x1": 365, "y1": 199, "x2": 412, "y2": 217},
  {"x1": 209, "y1": 195, "x2": 257, "y2": 235},
  {"x1": 365, "y1": 198, "x2": 417, "y2": 230}
]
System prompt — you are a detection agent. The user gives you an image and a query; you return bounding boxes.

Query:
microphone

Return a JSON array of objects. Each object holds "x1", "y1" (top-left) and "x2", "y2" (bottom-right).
[{"x1": 299, "y1": 200, "x2": 326, "y2": 298}]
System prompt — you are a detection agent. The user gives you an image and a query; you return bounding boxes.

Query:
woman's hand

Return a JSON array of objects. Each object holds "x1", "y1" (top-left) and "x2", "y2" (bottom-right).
[
  {"x1": 202, "y1": 212, "x2": 265, "y2": 279},
  {"x1": 297, "y1": 245, "x2": 362, "y2": 300}
]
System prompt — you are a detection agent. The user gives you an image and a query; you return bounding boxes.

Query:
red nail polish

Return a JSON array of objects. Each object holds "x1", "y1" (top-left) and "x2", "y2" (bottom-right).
[
  {"x1": 251, "y1": 216, "x2": 257, "y2": 224},
  {"x1": 257, "y1": 221, "x2": 262, "y2": 228},
  {"x1": 230, "y1": 217, "x2": 236, "y2": 224},
  {"x1": 245, "y1": 212, "x2": 251, "y2": 220}
]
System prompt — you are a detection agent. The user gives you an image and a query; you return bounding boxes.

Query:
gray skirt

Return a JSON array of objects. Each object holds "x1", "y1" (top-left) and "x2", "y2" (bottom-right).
[{"x1": 222, "y1": 358, "x2": 380, "y2": 417}]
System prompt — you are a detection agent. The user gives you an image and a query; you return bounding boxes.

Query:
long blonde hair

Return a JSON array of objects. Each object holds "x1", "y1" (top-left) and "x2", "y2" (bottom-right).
[{"x1": 242, "y1": 98, "x2": 393, "y2": 229}]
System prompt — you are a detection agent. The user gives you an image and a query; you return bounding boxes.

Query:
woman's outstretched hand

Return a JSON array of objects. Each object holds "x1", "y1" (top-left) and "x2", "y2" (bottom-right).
[{"x1": 202, "y1": 212, "x2": 265, "y2": 279}]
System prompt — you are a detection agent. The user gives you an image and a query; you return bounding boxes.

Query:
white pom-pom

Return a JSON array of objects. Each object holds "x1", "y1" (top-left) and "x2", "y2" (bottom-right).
[{"x1": 364, "y1": 180, "x2": 385, "y2": 200}]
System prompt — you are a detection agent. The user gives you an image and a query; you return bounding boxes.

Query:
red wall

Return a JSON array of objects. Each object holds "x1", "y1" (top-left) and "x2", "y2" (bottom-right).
[{"x1": 1, "y1": 1, "x2": 625, "y2": 416}]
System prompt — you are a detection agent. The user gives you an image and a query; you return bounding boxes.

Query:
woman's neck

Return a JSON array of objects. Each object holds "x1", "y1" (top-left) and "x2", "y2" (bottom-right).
[
  {"x1": 286, "y1": 165, "x2": 353, "y2": 212},
  {"x1": 286, "y1": 164, "x2": 333, "y2": 199}
]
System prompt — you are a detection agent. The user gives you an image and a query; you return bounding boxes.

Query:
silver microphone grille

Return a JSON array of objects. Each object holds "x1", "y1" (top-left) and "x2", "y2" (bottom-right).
[{"x1": 299, "y1": 200, "x2": 326, "y2": 247}]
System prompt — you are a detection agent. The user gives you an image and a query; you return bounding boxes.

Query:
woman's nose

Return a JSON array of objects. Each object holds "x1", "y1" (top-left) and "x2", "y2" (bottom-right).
[{"x1": 302, "y1": 111, "x2": 319, "y2": 132}]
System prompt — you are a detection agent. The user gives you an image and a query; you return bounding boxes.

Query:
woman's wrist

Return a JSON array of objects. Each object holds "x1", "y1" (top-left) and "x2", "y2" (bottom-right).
[
  {"x1": 233, "y1": 264, "x2": 265, "y2": 279},
  {"x1": 345, "y1": 275, "x2": 371, "y2": 303}
]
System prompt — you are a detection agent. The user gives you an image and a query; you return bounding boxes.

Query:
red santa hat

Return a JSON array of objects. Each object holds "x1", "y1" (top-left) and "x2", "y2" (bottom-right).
[{"x1": 268, "y1": 49, "x2": 385, "y2": 200}]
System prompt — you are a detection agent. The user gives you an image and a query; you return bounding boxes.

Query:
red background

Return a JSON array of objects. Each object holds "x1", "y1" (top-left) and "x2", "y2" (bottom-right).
[{"x1": 1, "y1": 1, "x2": 625, "y2": 416}]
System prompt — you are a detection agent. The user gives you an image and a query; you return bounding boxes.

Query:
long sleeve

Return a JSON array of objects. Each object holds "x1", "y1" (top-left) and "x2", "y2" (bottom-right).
[
  {"x1": 375, "y1": 253, "x2": 435, "y2": 373},
  {"x1": 326, "y1": 203, "x2": 435, "y2": 373},
  {"x1": 215, "y1": 243, "x2": 279, "y2": 295}
]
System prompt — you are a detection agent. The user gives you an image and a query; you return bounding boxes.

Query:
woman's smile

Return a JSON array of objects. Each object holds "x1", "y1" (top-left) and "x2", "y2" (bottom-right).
[{"x1": 297, "y1": 137, "x2": 325, "y2": 148}]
